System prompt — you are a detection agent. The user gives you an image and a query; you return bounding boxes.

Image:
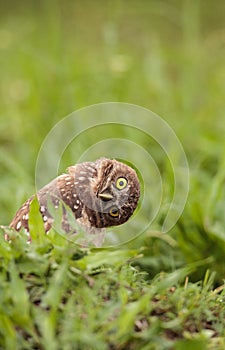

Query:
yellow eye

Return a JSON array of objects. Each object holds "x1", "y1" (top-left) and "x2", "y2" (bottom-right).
[
  {"x1": 116, "y1": 177, "x2": 127, "y2": 190},
  {"x1": 109, "y1": 206, "x2": 119, "y2": 217}
]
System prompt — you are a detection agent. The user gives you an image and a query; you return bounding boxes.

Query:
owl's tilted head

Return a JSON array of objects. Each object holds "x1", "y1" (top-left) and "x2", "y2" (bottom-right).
[{"x1": 69, "y1": 158, "x2": 140, "y2": 229}]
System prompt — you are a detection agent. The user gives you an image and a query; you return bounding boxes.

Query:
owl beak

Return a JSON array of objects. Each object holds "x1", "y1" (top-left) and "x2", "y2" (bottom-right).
[{"x1": 98, "y1": 192, "x2": 113, "y2": 201}]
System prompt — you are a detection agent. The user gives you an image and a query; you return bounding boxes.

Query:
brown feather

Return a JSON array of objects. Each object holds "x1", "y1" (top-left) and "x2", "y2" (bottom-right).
[{"x1": 9, "y1": 158, "x2": 140, "y2": 241}]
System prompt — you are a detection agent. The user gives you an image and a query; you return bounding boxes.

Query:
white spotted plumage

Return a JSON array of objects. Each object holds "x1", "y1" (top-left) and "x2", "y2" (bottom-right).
[
  {"x1": 9, "y1": 158, "x2": 140, "y2": 245},
  {"x1": 16, "y1": 221, "x2": 22, "y2": 230}
]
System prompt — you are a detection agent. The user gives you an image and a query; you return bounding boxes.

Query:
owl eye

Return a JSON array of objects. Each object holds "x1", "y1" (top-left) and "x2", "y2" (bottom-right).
[
  {"x1": 109, "y1": 206, "x2": 119, "y2": 217},
  {"x1": 116, "y1": 177, "x2": 127, "y2": 190}
]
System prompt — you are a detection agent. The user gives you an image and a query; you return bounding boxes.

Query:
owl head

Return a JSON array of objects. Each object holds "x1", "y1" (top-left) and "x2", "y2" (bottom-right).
[{"x1": 70, "y1": 158, "x2": 140, "y2": 229}]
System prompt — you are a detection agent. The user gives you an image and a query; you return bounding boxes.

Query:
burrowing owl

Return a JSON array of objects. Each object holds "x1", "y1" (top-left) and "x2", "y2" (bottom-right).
[{"x1": 10, "y1": 158, "x2": 140, "y2": 243}]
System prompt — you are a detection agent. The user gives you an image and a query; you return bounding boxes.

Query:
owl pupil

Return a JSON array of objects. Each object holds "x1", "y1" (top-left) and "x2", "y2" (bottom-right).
[{"x1": 119, "y1": 181, "x2": 124, "y2": 186}]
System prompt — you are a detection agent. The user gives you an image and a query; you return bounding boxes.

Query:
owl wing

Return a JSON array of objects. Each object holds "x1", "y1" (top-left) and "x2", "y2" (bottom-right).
[
  {"x1": 9, "y1": 172, "x2": 83, "y2": 234},
  {"x1": 9, "y1": 163, "x2": 106, "y2": 247},
  {"x1": 9, "y1": 196, "x2": 34, "y2": 232}
]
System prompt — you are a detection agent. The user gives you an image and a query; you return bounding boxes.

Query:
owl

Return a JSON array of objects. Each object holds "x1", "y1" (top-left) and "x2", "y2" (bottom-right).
[{"x1": 9, "y1": 158, "x2": 140, "y2": 246}]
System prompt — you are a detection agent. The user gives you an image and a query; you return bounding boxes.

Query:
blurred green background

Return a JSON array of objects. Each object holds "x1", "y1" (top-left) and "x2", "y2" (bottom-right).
[{"x1": 0, "y1": 1, "x2": 225, "y2": 280}]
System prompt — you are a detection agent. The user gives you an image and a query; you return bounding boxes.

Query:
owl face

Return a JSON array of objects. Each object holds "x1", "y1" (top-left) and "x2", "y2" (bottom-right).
[{"x1": 73, "y1": 158, "x2": 140, "y2": 229}]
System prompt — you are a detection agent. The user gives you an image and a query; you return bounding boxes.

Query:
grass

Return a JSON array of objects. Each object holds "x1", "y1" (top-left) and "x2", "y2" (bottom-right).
[
  {"x1": 0, "y1": 224, "x2": 224, "y2": 350},
  {"x1": 0, "y1": 0, "x2": 225, "y2": 349}
]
